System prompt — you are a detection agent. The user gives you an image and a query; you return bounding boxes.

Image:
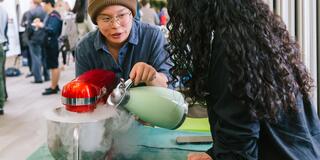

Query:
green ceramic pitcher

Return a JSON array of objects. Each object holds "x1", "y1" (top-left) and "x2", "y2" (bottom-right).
[
  {"x1": 108, "y1": 79, "x2": 188, "y2": 129},
  {"x1": 123, "y1": 86, "x2": 188, "y2": 129}
]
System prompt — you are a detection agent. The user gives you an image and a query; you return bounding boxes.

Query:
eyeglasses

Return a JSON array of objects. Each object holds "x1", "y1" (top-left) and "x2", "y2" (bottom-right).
[{"x1": 97, "y1": 12, "x2": 132, "y2": 26}]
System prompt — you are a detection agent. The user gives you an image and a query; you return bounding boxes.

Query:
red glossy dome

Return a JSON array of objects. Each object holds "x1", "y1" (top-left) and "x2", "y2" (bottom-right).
[{"x1": 61, "y1": 69, "x2": 116, "y2": 113}]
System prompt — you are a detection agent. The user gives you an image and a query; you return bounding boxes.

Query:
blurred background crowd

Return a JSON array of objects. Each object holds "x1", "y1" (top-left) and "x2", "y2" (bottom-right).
[{"x1": 0, "y1": 0, "x2": 169, "y2": 115}]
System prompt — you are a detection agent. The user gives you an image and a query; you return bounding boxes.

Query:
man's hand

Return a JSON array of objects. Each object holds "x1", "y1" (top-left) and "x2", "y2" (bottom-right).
[
  {"x1": 129, "y1": 62, "x2": 168, "y2": 87},
  {"x1": 187, "y1": 152, "x2": 213, "y2": 160},
  {"x1": 32, "y1": 18, "x2": 44, "y2": 28}
]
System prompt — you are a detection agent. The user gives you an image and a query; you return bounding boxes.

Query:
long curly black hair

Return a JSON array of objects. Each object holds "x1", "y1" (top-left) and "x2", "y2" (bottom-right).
[{"x1": 166, "y1": 0, "x2": 313, "y2": 121}]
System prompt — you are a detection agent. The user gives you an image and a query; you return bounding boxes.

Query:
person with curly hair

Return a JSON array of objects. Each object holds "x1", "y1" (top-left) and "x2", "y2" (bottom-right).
[{"x1": 166, "y1": 0, "x2": 320, "y2": 159}]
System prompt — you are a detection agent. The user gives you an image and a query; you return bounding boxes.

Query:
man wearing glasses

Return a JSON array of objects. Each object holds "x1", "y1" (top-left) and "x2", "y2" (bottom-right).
[{"x1": 75, "y1": 0, "x2": 172, "y2": 88}]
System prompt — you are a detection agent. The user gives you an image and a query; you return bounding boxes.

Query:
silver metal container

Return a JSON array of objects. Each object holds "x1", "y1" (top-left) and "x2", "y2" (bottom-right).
[{"x1": 46, "y1": 106, "x2": 116, "y2": 160}]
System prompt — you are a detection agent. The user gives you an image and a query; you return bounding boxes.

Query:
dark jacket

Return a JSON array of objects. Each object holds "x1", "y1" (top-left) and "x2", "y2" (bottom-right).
[
  {"x1": 27, "y1": 5, "x2": 47, "y2": 44},
  {"x1": 206, "y1": 41, "x2": 320, "y2": 160},
  {"x1": 43, "y1": 10, "x2": 62, "y2": 45}
]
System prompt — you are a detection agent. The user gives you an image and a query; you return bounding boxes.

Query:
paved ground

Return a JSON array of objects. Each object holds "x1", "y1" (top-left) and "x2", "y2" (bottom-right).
[{"x1": 0, "y1": 55, "x2": 75, "y2": 160}]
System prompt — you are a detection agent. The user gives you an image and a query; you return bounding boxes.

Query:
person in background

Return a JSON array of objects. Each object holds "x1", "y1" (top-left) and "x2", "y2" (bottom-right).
[
  {"x1": 55, "y1": 0, "x2": 71, "y2": 17},
  {"x1": 0, "y1": 0, "x2": 7, "y2": 115},
  {"x1": 158, "y1": 1, "x2": 169, "y2": 26},
  {"x1": 139, "y1": 0, "x2": 159, "y2": 26},
  {"x1": 135, "y1": 0, "x2": 141, "y2": 21},
  {"x1": 166, "y1": 0, "x2": 320, "y2": 160},
  {"x1": 20, "y1": 10, "x2": 33, "y2": 78},
  {"x1": 72, "y1": 0, "x2": 95, "y2": 40},
  {"x1": 59, "y1": 11, "x2": 75, "y2": 70},
  {"x1": 55, "y1": 0, "x2": 72, "y2": 69},
  {"x1": 27, "y1": 0, "x2": 48, "y2": 83},
  {"x1": 33, "y1": 0, "x2": 62, "y2": 95},
  {"x1": 59, "y1": 0, "x2": 94, "y2": 70},
  {"x1": 75, "y1": 0, "x2": 172, "y2": 87}
]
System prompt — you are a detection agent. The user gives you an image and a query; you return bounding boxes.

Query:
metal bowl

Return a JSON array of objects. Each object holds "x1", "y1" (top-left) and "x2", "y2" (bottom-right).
[{"x1": 46, "y1": 107, "x2": 115, "y2": 160}]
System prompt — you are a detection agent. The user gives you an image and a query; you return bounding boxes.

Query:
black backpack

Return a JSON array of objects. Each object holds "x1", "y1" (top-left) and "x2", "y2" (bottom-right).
[{"x1": 5, "y1": 67, "x2": 21, "y2": 77}]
